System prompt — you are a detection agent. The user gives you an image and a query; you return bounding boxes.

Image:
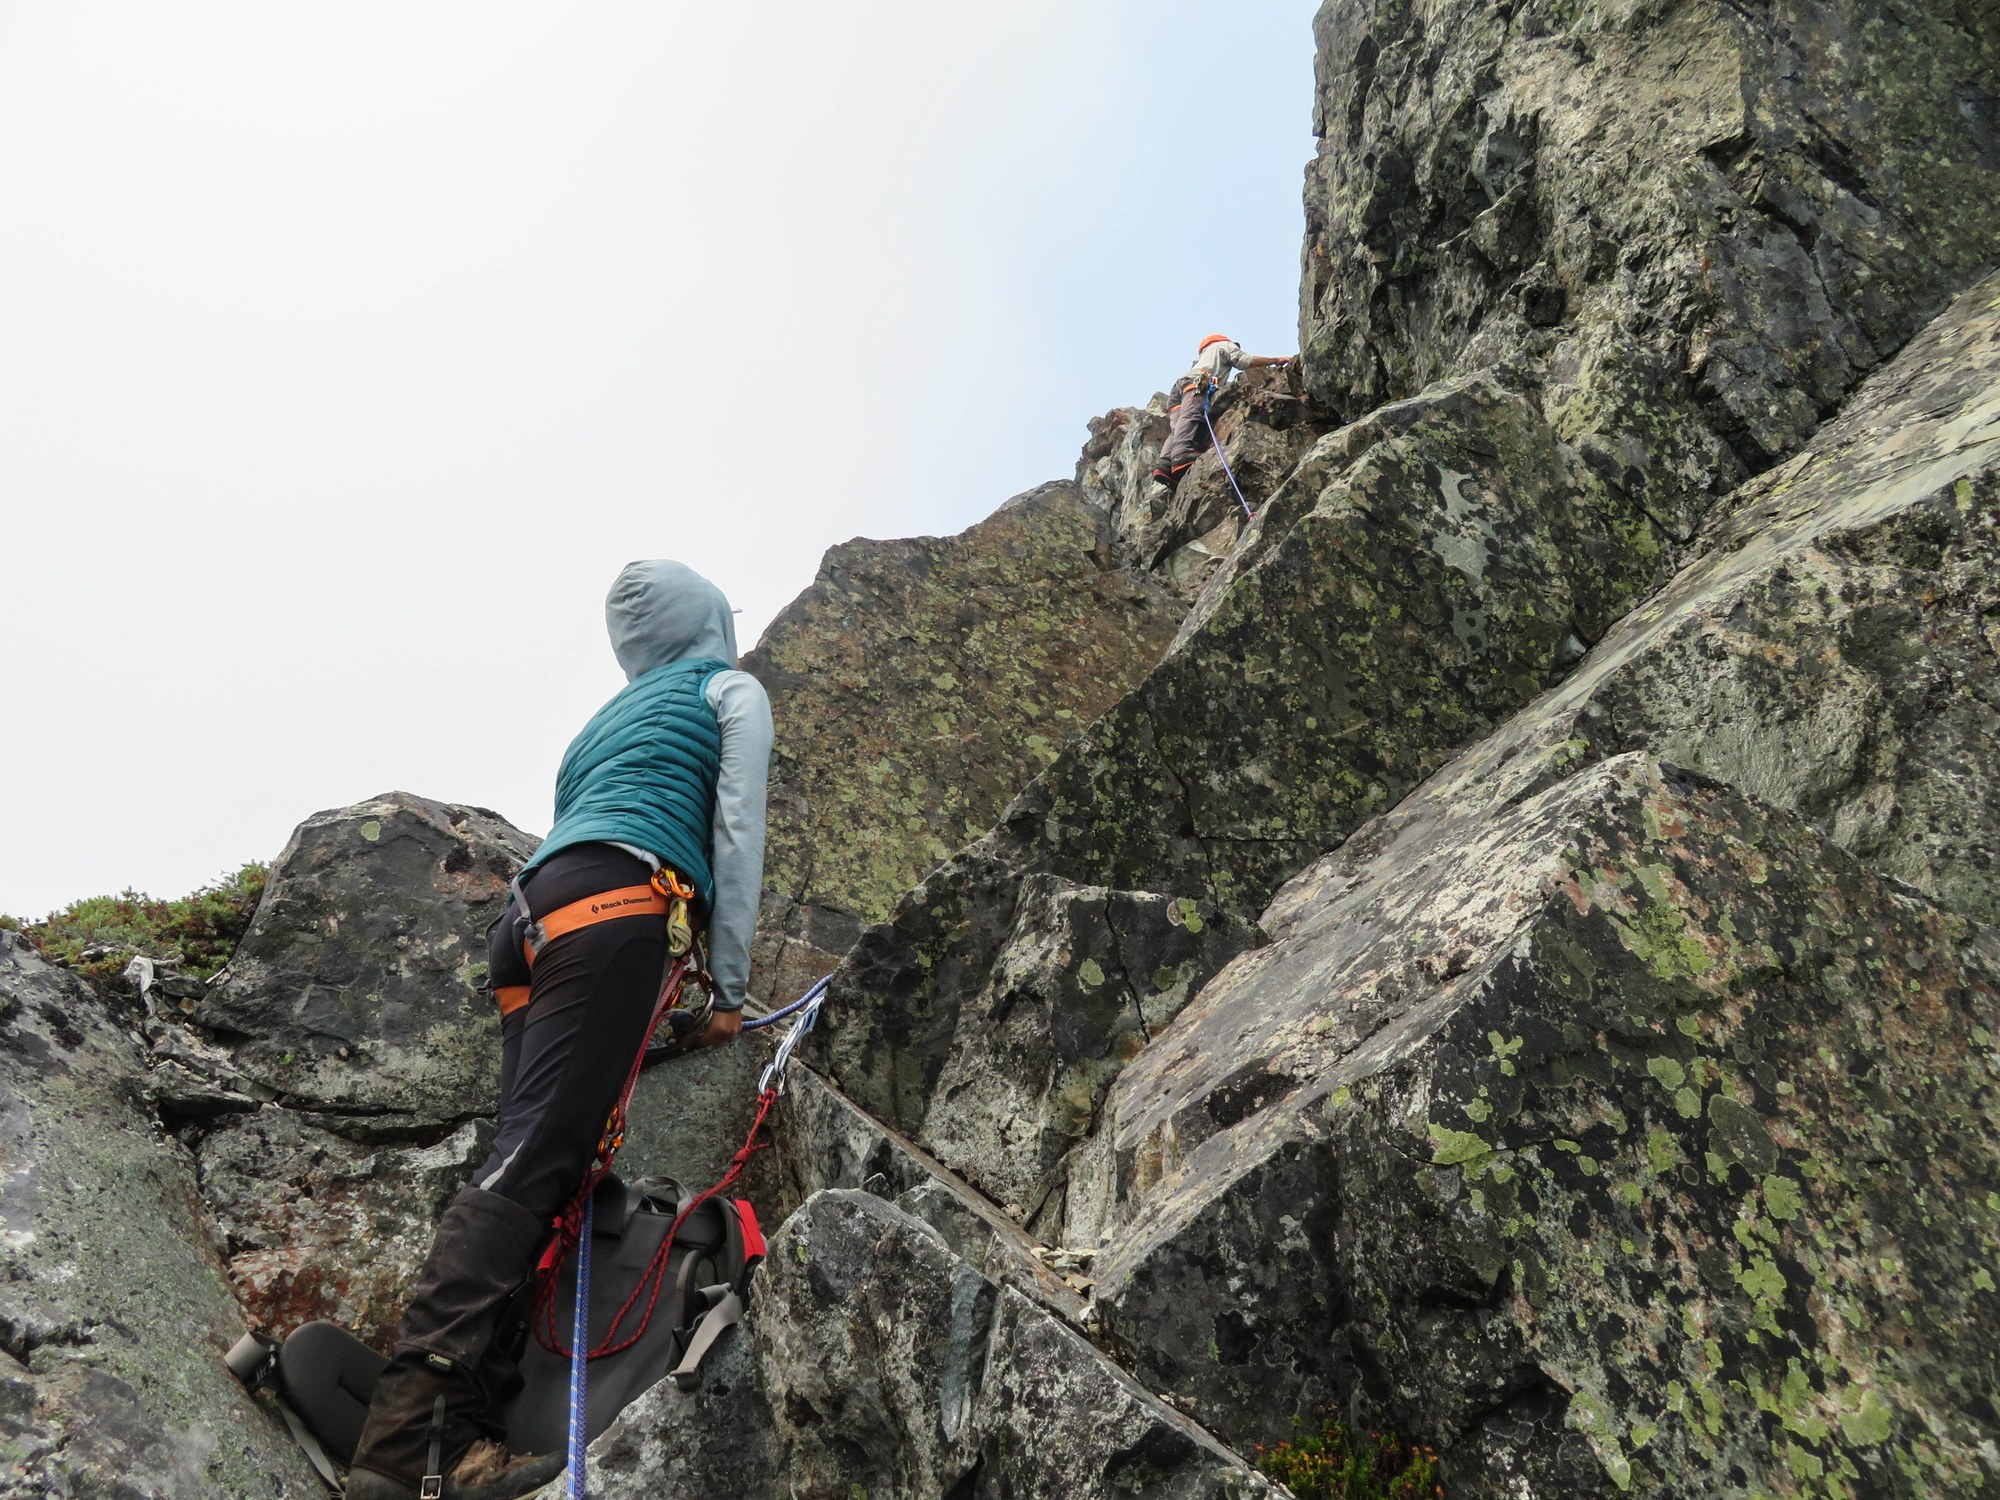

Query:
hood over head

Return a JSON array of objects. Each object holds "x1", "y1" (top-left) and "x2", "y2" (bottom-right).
[{"x1": 605, "y1": 560, "x2": 738, "y2": 681}]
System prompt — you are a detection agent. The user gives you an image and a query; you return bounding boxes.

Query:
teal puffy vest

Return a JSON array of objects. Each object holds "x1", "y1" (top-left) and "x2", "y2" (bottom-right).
[{"x1": 522, "y1": 658, "x2": 730, "y2": 908}]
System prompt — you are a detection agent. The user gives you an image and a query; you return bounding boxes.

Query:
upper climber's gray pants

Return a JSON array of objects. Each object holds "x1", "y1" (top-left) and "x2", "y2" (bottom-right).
[{"x1": 1156, "y1": 376, "x2": 1213, "y2": 474}]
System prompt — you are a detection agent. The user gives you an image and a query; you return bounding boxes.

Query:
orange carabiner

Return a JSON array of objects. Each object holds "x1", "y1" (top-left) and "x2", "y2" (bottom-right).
[{"x1": 651, "y1": 867, "x2": 695, "y2": 902}]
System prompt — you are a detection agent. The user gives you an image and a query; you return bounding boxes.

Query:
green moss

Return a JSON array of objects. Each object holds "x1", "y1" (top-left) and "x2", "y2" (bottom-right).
[
  {"x1": 1255, "y1": 1412, "x2": 1445, "y2": 1499},
  {"x1": 3, "y1": 862, "x2": 268, "y2": 981}
]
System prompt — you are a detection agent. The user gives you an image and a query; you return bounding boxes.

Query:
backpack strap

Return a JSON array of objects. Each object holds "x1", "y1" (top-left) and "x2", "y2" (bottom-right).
[
  {"x1": 276, "y1": 1397, "x2": 346, "y2": 1492},
  {"x1": 668, "y1": 1286, "x2": 744, "y2": 1390}
]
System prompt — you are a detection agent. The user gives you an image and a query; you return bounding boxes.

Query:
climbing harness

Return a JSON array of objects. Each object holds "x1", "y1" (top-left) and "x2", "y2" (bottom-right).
[{"x1": 1202, "y1": 383, "x2": 1256, "y2": 521}]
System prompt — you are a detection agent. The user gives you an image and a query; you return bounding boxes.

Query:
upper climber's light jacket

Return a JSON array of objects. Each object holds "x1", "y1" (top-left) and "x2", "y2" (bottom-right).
[
  {"x1": 522, "y1": 560, "x2": 773, "y2": 1010},
  {"x1": 1187, "y1": 339, "x2": 1253, "y2": 385}
]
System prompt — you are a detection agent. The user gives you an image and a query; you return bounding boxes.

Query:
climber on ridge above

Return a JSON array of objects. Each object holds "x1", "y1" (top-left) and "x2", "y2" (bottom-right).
[
  {"x1": 1149, "y1": 333, "x2": 1295, "y2": 496},
  {"x1": 345, "y1": 559, "x2": 773, "y2": 1500}
]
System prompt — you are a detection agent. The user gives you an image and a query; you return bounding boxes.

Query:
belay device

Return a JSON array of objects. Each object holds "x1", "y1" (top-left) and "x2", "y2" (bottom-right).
[{"x1": 225, "y1": 967, "x2": 828, "y2": 1494}]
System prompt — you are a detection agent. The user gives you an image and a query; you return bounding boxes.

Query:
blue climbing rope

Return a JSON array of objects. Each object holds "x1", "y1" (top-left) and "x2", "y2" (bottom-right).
[
  {"x1": 565, "y1": 1191, "x2": 593, "y2": 1499},
  {"x1": 556, "y1": 973, "x2": 832, "y2": 1495},
  {"x1": 1202, "y1": 384, "x2": 1256, "y2": 521},
  {"x1": 741, "y1": 974, "x2": 831, "y2": 1032}
]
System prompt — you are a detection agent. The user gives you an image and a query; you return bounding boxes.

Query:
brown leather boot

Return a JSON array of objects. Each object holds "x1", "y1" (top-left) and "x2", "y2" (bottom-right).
[
  {"x1": 346, "y1": 1188, "x2": 560, "y2": 1499},
  {"x1": 342, "y1": 1370, "x2": 562, "y2": 1498}
]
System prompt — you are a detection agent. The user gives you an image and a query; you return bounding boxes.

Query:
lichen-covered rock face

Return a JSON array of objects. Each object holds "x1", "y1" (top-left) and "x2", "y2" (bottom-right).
[
  {"x1": 0, "y1": 933, "x2": 315, "y2": 1498},
  {"x1": 1077, "y1": 273, "x2": 2000, "y2": 1497},
  {"x1": 821, "y1": 372, "x2": 1666, "y2": 1204},
  {"x1": 586, "y1": 1190, "x2": 1278, "y2": 1500},
  {"x1": 1300, "y1": 0, "x2": 2000, "y2": 533},
  {"x1": 744, "y1": 482, "x2": 1186, "y2": 932},
  {"x1": 1407, "y1": 266, "x2": 2000, "y2": 931},
  {"x1": 194, "y1": 1110, "x2": 487, "y2": 1351},
  {"x1": 883, "y1": 873, "x2": 1260, "y2": 1241},
  {"x1": 195, "y1": 792, "x2": 534, "y2": 1126},
  {"x1": 1096, "y1": 752, "x2": 2000, "y2": 1498}
]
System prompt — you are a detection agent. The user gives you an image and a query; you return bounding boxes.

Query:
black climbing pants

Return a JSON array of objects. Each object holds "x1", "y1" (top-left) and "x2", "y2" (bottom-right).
[{"x1": 476, "y1": 842, "x2": 671, "y2": 1220}]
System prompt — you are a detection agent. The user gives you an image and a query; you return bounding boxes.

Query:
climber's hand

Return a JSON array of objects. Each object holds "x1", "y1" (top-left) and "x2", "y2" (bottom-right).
[{"x1": 697, "y1": 1007, "x2": 743, "y2": 1048}]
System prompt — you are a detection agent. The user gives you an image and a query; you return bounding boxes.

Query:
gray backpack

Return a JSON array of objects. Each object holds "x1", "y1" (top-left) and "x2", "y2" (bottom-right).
[{"x1": 226, "y1": 1175, "x2": 765, "y2": 1489}]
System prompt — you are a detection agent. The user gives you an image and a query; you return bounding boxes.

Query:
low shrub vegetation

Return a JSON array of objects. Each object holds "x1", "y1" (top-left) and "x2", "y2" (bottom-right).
[
  {"x1": 1, "y1": 862, "x2": 268, "y2": 981},
  {"x1": 1255, "y1": 1413, "x2": 1444, "y2": 1500}
]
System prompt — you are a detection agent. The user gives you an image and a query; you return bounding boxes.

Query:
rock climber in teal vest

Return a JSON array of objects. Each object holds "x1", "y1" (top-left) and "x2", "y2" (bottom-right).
[{"x1": 346, "y1": 560, "x2": 773, "y2": 1500}]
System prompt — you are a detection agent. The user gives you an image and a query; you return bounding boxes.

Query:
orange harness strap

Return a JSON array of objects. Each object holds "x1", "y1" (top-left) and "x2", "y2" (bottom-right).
[
  {"x1": 497, "y1": 867, "x2": 702, "y2": 1016},
  {"x1": 523, "y1": 884, "x2": 669, "y2": 966}
]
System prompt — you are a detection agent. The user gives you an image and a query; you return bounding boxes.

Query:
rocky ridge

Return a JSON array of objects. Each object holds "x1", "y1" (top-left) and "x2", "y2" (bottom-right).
[{"x1": 3, "y1": 3, "x2": 1996, "y2": 1497}]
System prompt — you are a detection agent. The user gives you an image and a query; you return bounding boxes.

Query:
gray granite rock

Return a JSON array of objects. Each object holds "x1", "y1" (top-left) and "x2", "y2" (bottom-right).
[
  {"x1": 0, "y1": 932, "x2": 315, "y2": 1498},
  {"x1": 193, "y1": 792, "x2": 534, "y2": 1128},
  {"x1": 1095, "y1": 751, "x2": 2000, "y2": 1498},
  {"x1": 581, "y1": 1190, "x2": 1276, "y2": 1500}
]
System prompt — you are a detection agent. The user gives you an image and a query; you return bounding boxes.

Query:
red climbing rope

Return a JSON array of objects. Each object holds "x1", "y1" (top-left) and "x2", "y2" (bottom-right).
[
  {"x1": 534, "y1": 1086, "x2": 779, "y2": 1360},
  {"x1": 531, "y1": 953, "x2": 697, "y2": 1356}
]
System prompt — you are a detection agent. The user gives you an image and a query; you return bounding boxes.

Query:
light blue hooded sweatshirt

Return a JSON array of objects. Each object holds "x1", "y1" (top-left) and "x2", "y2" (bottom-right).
[{"x1": 523, "y1": 560, "x2": 772, "y2": 1010}]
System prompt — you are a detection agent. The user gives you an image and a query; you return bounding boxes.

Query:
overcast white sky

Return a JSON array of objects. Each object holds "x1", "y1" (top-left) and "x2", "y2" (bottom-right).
[{"x1": 0, "y1": 2, "x2": 1320, "y2": 918}]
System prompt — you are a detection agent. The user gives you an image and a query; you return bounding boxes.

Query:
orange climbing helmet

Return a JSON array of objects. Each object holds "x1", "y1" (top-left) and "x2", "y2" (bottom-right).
[{"x1": 1198, "y1": 333, "x2": 1234, "y2": 352}]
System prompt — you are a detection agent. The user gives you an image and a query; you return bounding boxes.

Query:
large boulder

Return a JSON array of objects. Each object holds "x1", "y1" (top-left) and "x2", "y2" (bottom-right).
[
  {"x1": 1300, "y1": 0, "x2": 2000, "y2": 533},
  {"x1": 193, "y1": 792, "x2": 534, "y2": 1128},
  {"x1": 583, "y1": 1190, "x2": 1277, "y2": 1500},
  {"x1": 1094, "y1": 751, "x2": 2000, "y2": 1498},
  {"x1": 745, "y1": 482, "x2": 1185, "y2": 934},
  {"x1": 0, "y1": 931, "x2": 315, "y2": 1498}
]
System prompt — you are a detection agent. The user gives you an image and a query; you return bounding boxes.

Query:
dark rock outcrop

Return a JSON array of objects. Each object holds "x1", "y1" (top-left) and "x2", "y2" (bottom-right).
[
  {"x1": 1301, "y1": 0, "x2": 2000, "y2": 534},
  {"x1": 584, "y1": 1190, "x2": 1277, "y2": 1500},
  {"x1": 194, "y1": 792, "x2": 534, "y2": 1128},
  {"x1": 1081, "y1": 268, "x2": 2000, "y2": 1494},
  {"x1": 745, "y1": 482, "x2": 1185, "y2": 937},
  {"x1": 0, "y1": 932, "x2": 315, "y2": 1498}
]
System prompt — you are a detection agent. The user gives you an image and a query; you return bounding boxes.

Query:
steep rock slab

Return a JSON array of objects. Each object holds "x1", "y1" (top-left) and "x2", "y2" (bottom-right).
[
  {"x1": 1094, "y1": 754, "x2": 2000, "y2": 1499},
  {"x1": 195, "y1": 1109, "x2": 487, "y2": 1350},
  {"x1": 585, "y1": 1190, "x2": 1276, "y2": 1500},
  {"x1": 1301, "y1": 0, "x2": 2000, "y2": 532},
  {"x1": 744, "y1": 482, "x2": 1185, "y2": 933},
  {"x1": 822, "y1": 375, "x2": 1664, "y2": 1201},
  {"x1": 1395, "y1": 267, "x2": 2000, "y2": 928},
  {"x1": 194, "y1": 792, "x2": 534, "y2": 1127},
  {"x1": 0, "y1": 933, "x2": 314, "y2": 1498}
]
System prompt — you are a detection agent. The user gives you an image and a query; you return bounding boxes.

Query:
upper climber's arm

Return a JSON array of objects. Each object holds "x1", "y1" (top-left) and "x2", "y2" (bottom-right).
[{"x1": 704, "y1": 670, "x2": 773, "y2": 1011}]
